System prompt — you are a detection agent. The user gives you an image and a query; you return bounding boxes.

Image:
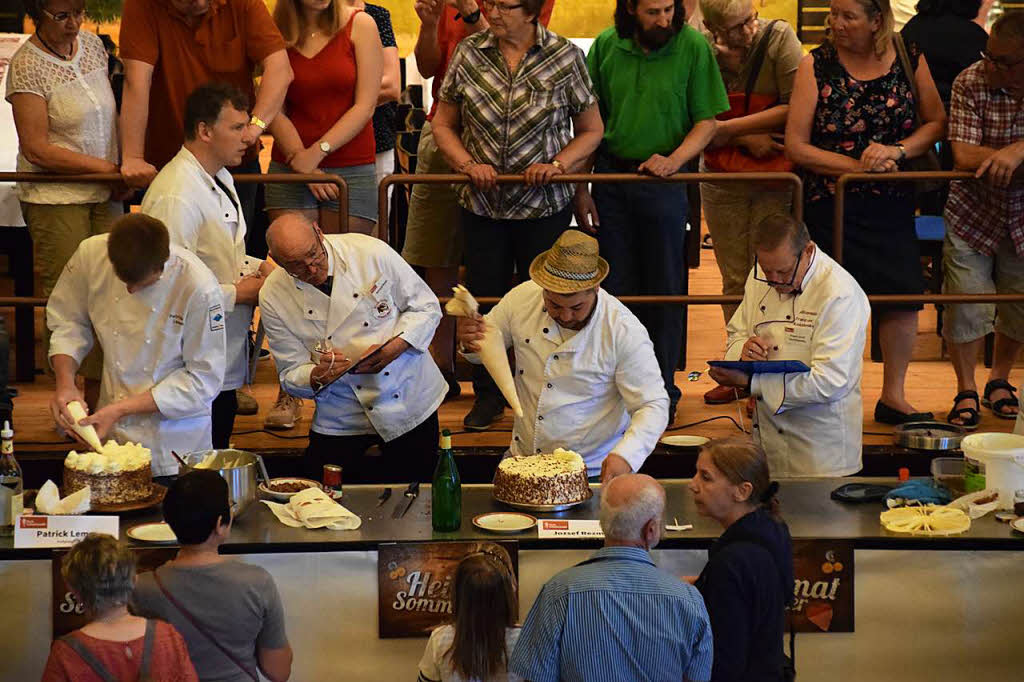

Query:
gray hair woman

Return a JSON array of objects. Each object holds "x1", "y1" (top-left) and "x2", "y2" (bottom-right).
[
  {"x1": 41, "y1": 533, "x2": 197, "y2": 680},
  {"x1": 5, "y1": 0, "x2": 125, "y2": 412}
]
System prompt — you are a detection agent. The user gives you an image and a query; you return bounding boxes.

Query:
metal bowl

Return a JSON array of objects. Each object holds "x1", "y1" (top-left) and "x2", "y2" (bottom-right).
[
  {"x1": 182, "y1": 449, "x2": 270, "y2": 518},
  {"x1": 893, "y1": 421, "x2": 965, "y2": 451}
]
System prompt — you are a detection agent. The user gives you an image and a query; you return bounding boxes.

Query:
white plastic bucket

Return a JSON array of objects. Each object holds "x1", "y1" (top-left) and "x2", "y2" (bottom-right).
[{"x1": 960, "y1": 433, "x2": 1024, "y2": 510}]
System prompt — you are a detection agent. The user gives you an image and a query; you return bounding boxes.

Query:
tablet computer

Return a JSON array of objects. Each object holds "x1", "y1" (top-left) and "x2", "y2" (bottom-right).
[
  {"x1": 313, "y1": 338, "x2": 398, "y2": 395},
  {"x1": 707, "y1": 360, "x2": 811, "y2": 374}
]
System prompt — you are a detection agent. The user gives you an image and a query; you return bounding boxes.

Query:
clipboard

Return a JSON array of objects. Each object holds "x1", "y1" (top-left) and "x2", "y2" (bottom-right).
[
  {"x1": 707, "y1": 360, "x2": 811, "y2": 374},
  {"x1": 313, "y1": 336, "x2": 400, "y2": 396}
]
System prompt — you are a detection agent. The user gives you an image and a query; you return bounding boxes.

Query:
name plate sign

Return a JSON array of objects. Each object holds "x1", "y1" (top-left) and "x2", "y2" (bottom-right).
[
  {"x1": 536, "y1": 519, "x2": 604, "y2": 539},
  {"x1": 14, "y1": 514, "x2": 119, "y2": 548}
]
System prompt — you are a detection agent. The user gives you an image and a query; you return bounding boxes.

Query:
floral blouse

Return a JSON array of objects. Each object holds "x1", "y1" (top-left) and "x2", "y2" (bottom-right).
[{"x1": 804, "y1": 40, "x2": 920, "y2": 203}]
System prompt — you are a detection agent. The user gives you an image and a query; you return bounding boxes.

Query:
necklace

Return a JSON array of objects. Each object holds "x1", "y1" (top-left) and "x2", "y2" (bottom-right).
[{"x1": 37, "y1": 33, "x2": 73, "y2": 61}]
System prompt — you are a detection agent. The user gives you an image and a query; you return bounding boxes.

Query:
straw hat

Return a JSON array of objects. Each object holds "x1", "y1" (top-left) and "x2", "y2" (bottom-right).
[{"x1": 529, "y1": 230, "x2": 609, "y2": 294}]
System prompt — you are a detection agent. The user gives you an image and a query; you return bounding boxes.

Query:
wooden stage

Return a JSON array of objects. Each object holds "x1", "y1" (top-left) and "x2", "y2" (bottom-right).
[{"x1": 2, "y1": 234, "x2": 1019, "y2": 457}]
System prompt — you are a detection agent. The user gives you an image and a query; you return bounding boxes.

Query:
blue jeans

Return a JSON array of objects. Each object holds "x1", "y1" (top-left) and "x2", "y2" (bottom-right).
[{"x1": 592, "y1": 170, "x2": 687, "y2": 404}]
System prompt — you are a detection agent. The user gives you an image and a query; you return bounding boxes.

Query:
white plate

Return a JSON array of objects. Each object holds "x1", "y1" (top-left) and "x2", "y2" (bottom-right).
[
  {"x1": 473, "y1": 512, "x2": 537, "y2": 534},
  {"x1": 126, "y1": 522, "x2": 178, "y2": 544},
  {"x1": 260, "y1": 478, "x2": 323, "y2": 501},
  {"x1": 660, "y1": 435, "x2": 710, "y2": 448},
  {"x1": 1010, "y1": 517, "x2": 1024, "y2": 534}
]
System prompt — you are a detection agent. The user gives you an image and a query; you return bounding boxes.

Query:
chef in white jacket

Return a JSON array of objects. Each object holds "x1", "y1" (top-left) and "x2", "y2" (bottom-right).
[
  {"x1": 457, "y1": 230, "x2": 670, "y2": 483},
  {"x1": 141, "y1": 83, "x2": 269, "y2": 448},
  {"x1": 259, "y1": 213, "x2": 447, "y2": 482},
  {"x1": 709, "y1": 214, "x2": 869, "y2": 477},
  {"x1": 47, "y1": 213, "x2": 227, "y2": 477}
]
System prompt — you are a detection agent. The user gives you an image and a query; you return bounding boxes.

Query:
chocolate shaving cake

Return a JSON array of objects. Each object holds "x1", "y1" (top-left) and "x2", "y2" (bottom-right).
[
  {"x1": 63, "y1": 442, "x2": 153, "y2": 506},
  {"x1": 494, "y1": 449, "x2": 590, "y2": 506}
]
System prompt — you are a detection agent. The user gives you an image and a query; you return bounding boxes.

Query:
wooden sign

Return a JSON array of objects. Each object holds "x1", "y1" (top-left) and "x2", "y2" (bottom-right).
[
  {"x1": 378, "y1": 541, "x2": 518, "y2": 638},
  {"x1": 789, "y1": 539, "x2": 854, "y2": 633},
  {"x1": 52, "y1": 547, "x2": 176, "y2": 639}
]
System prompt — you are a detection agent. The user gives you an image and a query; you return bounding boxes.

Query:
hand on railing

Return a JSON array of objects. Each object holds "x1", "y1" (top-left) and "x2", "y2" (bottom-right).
[
  {"x1": 464, "y1": 162, "x2": 498, "y2": 190},
  {"x1": 120, "y1": 156, "x2": 157, "y2": 188},
  {"x1": 859, "y1": 143, "x2": 900, "y2": 173},
  {"x1": 976, "y1": 144, "x2": 1024, "y2": 188},
  {"x1": 523, "y1": 163, "x2": 565, "y2": 186}
]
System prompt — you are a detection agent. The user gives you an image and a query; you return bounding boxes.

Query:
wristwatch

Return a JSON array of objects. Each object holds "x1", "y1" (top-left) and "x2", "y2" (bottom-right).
[
  {"x1": 895, "y1": 143, "x2": 906, "y2": 161},
  {"x1": 319, "y1": 140, "x2": 332, "y2": 154},
  {"x1": 249, "y1": 115, "x2": 267, "y2": 131},
  {"x1": 459, "y1": 8, "x2": 481, "y2": 24},
  {"x1": 551, "y1": 159, "x2": 566, "y2": 172}
]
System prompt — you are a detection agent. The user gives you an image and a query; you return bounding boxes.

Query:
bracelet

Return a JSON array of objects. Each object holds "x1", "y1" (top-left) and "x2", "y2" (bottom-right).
[
  {"x1": 551, "y1": 159, "x2": 566, "y2": 172},
  {"x1": 458, "y1": 159, "x2": 477, "y2": 173},
  {"x1": 249, "y1": 115, "x2": 268, "y2": 131}
]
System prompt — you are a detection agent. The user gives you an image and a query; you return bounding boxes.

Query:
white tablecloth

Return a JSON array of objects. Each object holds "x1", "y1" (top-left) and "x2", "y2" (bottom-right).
[{"x1": 0, "y1": 33, "x2": 29, "y2": 227}]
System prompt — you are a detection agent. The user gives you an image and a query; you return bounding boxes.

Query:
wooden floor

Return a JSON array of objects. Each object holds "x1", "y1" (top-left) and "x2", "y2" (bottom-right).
[{"x1": 2, "y1": 231, "x2": 1019, "y2": 455}]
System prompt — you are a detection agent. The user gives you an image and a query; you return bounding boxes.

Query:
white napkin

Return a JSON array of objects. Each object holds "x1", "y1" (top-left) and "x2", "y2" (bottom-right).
[
  {"x1": 949, "y1": 489, "x2": 1000, "y2": 519},
  {"x1": 262, "y1": 486, "x2": 361, "y2": 530},
  {"x1": 35, "y1": 480, "x2": 91, "y2": 515}
]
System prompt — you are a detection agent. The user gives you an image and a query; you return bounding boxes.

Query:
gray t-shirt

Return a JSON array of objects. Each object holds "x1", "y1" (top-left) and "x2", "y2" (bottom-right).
[{"x1": 130, "y1": 561, "x2": 288, "y2": 682}]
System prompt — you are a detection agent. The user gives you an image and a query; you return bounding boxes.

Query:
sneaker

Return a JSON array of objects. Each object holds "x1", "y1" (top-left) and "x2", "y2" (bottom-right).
[
  {"x1": 235, "y1": 390, "x2": 259, "y2": 416},
  {"x1": 463, "y1": 397, "x2": 504, "y2": 431},
  {"x1": 265, "y1": 389, "x2": 303, "y2": 430}
]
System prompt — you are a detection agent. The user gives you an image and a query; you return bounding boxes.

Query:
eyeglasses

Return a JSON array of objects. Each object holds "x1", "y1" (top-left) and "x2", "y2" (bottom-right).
[
  {"x1": 753, "y1": 249, "x2": 803, "y2": 289},
  {"x1": 718, "y1": 10, "x2": 757, "y2": 39},
  {"x1": 278, "y1": 228, "x2": 328, "y2": 276},
  {"x1": 42, "y1": 7, "x2": 87, "y2": 23},
  {"x1": 480, "y1": 1, "x2": 524, "y2": 15},
  {"x1": 980, "y1": 50, "x2": 1024, "y2": 71}
]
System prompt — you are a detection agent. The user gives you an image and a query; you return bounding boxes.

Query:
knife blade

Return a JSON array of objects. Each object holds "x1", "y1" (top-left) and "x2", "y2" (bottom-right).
[
  {"x1": 376, "y1": 487, "x2": 392, "y2": 507},
  {"x1": 392, "y1": 482, "x2": 420, "y2": 518}
]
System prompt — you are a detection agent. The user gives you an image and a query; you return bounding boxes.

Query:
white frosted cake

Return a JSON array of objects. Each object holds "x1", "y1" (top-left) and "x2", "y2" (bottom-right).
[
  {"x1": 63, "y1": 441, "x2": 153, "y2": 505},
  {"x1": 493, "y1": 449, "x2": 590, "y2": 506}
]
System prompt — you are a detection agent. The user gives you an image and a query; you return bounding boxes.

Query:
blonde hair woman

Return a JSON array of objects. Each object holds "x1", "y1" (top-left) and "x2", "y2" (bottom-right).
[
  {"x1": 41, "y1": 534, "x2": 197, "y2": 681},
  {"x1": 266, "y1": 0, "x2": 383, "y2": 235},
  {"x1": 689, "y1": 439, "x2": 793, "y2": 681},
  {"x1": 785, "y1": 0, "x2": 947, "y2": 426}
]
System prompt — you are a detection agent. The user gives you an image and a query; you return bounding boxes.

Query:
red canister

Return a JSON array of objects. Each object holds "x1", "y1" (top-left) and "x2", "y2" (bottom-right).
[{"x1": 323, "y1": 464, "x2": 343, "y2": 493}]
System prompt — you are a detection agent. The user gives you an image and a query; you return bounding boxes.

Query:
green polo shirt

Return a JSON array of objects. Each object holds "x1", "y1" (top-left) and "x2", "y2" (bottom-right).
[{"x1": 587, "y1": 26, "x2": 729, "y2": 161}]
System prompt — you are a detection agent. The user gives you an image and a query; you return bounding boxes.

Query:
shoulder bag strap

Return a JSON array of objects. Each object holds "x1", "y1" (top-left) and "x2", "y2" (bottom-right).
[
  {"x1": 58, "y1": 634, "x2": 119, "y2": 682},
  {"x1": 153, "y1": 570, "x2": 260, "y2": 682},
  {"x1": 742, "y1": 20, "x2": 780, "y2": 114},
  {"x1": 138, "y1": 619, "x2": 156, "y2": 682},
  {"x1": 893, "y1": 33, "x2": 924, "y2": 128}
]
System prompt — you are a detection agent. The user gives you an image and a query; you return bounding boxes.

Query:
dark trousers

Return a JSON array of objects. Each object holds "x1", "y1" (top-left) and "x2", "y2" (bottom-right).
[
  {"x1": 231, "y1": 160, "x2": 269, "y2": 259},
  {"x1": 592, "y1": 176, "x2": 687, "y2": 404},
  {"x1": 461, "y1": 206, "x2": 572, "y2": 403},
  {"x1": 305, "y1": 411, "x2": 440, "y2": 483},
  {"x1": 211, "y1": 389, "x2": 238, "y2": 450}
]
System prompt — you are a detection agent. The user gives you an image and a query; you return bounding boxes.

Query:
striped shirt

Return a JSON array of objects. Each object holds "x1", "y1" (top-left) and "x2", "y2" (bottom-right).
[
  {"x1": 944, "y1": 61, "x2": 1024, "y2": 256},
  {"x1": 438, "y1": 23, "x2": 597, "y2": 220},
  {"x1": 509, "y1": 546, "x2": 713, "y2": 682}
]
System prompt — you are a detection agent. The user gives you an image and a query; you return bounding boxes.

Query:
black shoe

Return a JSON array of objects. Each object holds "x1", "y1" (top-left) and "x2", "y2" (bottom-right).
[
  {"x1": 667, "y1": 400, "x2": 678, "y2": 426},
  {"x1": 442, "y1": 372, "x2": 462, "y2": 403},
  {"x1": 874, "y1": 400, "x2": 933, "y2": 425},
  {"x1": 463, "y1": 398, "x2": 504, "y2": 430}
]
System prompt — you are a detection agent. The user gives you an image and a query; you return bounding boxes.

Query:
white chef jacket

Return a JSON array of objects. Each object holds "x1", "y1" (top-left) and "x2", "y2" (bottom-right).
[
  {"x1": 465, "y1": 282, "x2": 669, "y2": 476},
  {"x1": 259, "y1": 233, "x2": 446, "y2": 440},
  {"x1": 725, "y1": 246, "x2": 869, "y2": 478},
  {"x1": 47, "y1": 236, "x2": 227, "y2": 476},
  {"x1": 140, "y1": 147, "x2": 262, "y2": 390}
]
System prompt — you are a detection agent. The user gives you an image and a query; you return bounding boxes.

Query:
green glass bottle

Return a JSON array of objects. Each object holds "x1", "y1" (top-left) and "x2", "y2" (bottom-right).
[{"x1": 432, "y1": 429, "x2": 461, "y2": 532}]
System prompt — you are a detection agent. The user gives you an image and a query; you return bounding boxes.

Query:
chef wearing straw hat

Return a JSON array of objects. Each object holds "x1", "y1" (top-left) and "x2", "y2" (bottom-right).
[{"x1": 458, "y1": 230, "x2": 669, "y2": 483}]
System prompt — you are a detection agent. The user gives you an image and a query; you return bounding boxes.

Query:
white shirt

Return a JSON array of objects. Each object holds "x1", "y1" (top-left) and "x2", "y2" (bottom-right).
[
  {"x1": 4, "y1": 31, "x2": 118, "y2": 204},
  {"x1": 465, "y1": 282, "x2": 669, "y2": 476},
  {"x1": 46, "y1": 236, "x2": 227, "y2": 476},
  {"x1": 418, "y1": 624, "x2": 523, "y2": 682},
  {"x1": 259, "y1": 234, "x2": 446, "y2": 440},
  {"x1": 141, "y1": 147, "x2": 262, "y2": 390},
  {"x1": 725, "y1": 247, "x2": 869, "y2": 477}
]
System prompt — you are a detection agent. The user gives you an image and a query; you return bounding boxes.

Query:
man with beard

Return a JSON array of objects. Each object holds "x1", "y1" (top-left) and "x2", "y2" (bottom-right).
[
  {"x1": 574, "y1": 0, "x2": 728, "y2": 425},
  {"x1": 456, "y1": 230, "x2": 669, "y2": 484}
]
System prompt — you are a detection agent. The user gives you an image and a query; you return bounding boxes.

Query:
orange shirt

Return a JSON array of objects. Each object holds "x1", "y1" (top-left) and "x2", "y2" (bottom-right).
[{"x1": 119, "y1": 0, "x2": 286, "y2": 169}]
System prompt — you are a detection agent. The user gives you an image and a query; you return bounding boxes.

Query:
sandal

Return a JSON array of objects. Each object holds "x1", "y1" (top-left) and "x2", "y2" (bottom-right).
[
  {"x1": 982, "y1": 379, "x2": 1019, "y2": 420},
  {"x1": 946, "y1": 390, "x2": 980, "y2": 431}
]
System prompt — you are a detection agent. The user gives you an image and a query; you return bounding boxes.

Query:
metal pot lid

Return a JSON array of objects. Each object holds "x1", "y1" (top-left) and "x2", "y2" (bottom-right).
[{"x1": 893, "y1": 421, "x2": 965, "y2": 451}]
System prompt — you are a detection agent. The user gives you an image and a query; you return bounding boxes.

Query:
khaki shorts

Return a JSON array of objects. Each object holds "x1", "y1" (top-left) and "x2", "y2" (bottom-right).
[
  {"x1": 400, "y1": 122, "x2": 464, "y2": 268},
  {"x1": 942, "y1": 229, "x2": 1024, "y2": 344},
  {"x1": 21, "y1": 200, "x2": 121, "y2": 380}
]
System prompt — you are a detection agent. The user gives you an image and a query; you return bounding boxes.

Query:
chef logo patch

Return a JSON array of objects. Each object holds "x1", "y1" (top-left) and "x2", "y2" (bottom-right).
[
  {"x1": 169, "y1": 313, "x2": 184, "y2": 326},
  {"x1": 375, "y1": 299, "x2": 392, "y2": 319},
  {"x1": 208, "y1": 304, "x2": 224, "y2": 331}
]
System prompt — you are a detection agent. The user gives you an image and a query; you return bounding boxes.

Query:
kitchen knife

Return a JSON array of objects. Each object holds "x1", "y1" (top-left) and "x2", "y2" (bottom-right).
[
  {"x1": 376, "y1": 487, "x2": 392, "y2": 507},
  {"x1": 392, "y1": 482, "x2": 420, "y2": 518}
]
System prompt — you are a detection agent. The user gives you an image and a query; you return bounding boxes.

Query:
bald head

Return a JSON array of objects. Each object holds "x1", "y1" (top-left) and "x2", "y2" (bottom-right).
[
  {"x1": 266, "y1": 213, "x2": 328, "y2": 285},
  {"x1": 599, "y1": 474, "x2": 666, "y2": 547}
]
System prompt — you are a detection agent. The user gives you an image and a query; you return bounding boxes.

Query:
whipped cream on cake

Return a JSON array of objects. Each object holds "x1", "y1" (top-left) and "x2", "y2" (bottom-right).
[
  {"x1": 63, "y1": 441, "x2": 153, "y2": 505},
  {"x1": 494, "y1": 449, "x2": 590, "y2": 506}
]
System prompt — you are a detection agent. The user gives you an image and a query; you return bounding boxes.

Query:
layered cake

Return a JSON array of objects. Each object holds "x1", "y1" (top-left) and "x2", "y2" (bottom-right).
[
  {"x1": 493, "y1": 449, "x2": 590, "y2": 506},
  {"x1": 63, "y1": 442, "x2": 153, "y2": 505}
]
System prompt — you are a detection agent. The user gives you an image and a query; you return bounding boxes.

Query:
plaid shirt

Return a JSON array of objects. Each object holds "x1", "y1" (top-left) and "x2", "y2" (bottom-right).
[
  {"x1": 944, "y1": 61, "x2": 1024, "y2": 256},
  {"x1": 439, "y1": 24, "x2": 596, "y2": 219}
]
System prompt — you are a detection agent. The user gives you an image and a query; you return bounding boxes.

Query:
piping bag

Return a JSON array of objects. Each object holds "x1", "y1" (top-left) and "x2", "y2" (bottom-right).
[{"x1": 445, "y1": 285, "x2": 523, "y2": 417}]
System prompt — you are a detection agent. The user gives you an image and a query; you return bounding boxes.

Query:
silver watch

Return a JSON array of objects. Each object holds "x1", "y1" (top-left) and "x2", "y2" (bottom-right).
[{"x1": 319, "y1": 140, "x2": 331, "y2": 154}]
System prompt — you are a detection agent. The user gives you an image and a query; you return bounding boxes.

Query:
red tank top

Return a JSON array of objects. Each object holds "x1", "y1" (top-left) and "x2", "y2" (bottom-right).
[{"x1": 272, "y1": 11, "x2": 376, "y2": 168}]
